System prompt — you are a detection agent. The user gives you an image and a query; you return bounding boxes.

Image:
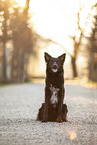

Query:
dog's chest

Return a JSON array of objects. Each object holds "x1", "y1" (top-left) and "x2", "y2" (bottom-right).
[{"x1": 49, "y1": 84, "x2": 60, "y2": 104}]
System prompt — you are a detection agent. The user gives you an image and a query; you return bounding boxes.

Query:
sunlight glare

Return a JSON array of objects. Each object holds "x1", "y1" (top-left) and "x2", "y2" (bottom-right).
[
  {"x1": 46, "y1": 44, "x2": 66, "y2": 57},
  {"x1": 16, "y1": 0, "x2": 97, "y2": 58},
  {"x1": 30, "y1": 0, "x2": 97, "y2": 43},
  {"x1": 15, "y1": 0, "x2": 26, "y2": 7}
]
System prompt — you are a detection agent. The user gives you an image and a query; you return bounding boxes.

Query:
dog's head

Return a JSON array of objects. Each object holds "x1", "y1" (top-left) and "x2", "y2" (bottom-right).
[{"x1": 44, "y1": 52, "x2": 66, "y2": 74}]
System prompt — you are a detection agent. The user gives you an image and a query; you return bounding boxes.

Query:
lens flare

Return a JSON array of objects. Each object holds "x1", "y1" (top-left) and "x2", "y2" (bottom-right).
[{"x1": 69, "y1": 131, "x2": 77, "y2": 140}]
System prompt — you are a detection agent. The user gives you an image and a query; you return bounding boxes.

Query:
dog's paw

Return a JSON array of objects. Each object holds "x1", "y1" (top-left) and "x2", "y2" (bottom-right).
[
  {"x1": 41, "y1": 116, "x2": 48, "y2": 122},
  {"x1": 41, "y1": 119, "x2": 48, "y2": 122},
  {"x1": 61, "y1": 114, "x2": 67, "y2": 122},
  {"x1": 57, "y1": 116, "x2": 63, "y2": 123}
]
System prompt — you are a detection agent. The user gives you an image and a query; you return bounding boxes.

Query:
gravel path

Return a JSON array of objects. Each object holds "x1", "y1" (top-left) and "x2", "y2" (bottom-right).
[{"x1": 0, "y1": 83, "x2": 97, "y2": 145}]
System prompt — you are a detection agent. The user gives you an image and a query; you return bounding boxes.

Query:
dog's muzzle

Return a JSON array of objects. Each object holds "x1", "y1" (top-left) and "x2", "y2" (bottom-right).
[{"x1": 52, "y1": 63, "x2": 58, "y2": 73}]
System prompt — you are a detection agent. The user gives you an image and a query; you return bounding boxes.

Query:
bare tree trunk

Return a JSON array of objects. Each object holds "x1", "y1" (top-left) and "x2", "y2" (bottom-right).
[
  {"x1": 71, "y1": 56, "x2": 77, "y2": 78},
  {"x1": 21, "y1": 51, "x2": 25, "y2": 82},
  {"x1": 2, "y1": 42, "x2": 7, "y2": 82},
  {"x1": 17, "y1": 48, "x2": 21, "y2": 82},
  {"x1": 24, "y1": 55, "x2": 29, "y2": 81},
  {"x1": 2, "y1": 13, "x2": 7, "y2": 82},
  {"x1": 71, "y1": 42, "x2": 79, "y2": 78},
  {"x1": 17, "y1": 48, "x2": 25, "y2": 82},
  {"x1": 11, "y1": 40, "x2": 15, "y2": 81},
  {"x1": 89, "y1": 52, "x2": 97, "y2": 82},
  {"x1": 25, "y1": 0, "x2": 30, "y2": 13},
  {"x1": 19, "y1": 49, "x2": 25, "y2": 82}
]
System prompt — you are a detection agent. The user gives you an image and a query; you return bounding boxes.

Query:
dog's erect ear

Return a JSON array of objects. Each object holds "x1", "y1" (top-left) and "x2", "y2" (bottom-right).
[
  {"x1": 58, "y1": 53, "x2": 66, "y2": 64},
  {"x1": 44, "y1": 52, "x2": 51, "y2": 62}
]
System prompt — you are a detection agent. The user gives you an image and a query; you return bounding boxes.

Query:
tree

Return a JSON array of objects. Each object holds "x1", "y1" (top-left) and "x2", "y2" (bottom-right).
[
  {"x1": 10, "y1": 0, "x2": 36, "y2": 82},
  {"x1": 70, "y1": 7, "x2": 86, "y2": 78},
  {"x1": 0, "y1": 0, "x2": 37, "y2": 82},
  {"x1": 89, "y1": 3, "x2": 97, "y2": 81},
  {"x1": 69, "y1": 4, "x2": 96, "y2": 78},
  {"x1": 0, "y1": 0, "x2": 11, "y2": 82}
]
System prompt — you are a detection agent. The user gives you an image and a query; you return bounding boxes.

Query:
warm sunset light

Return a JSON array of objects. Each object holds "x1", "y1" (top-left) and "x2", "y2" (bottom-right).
[
  {"x1": 30, "y1": 0, "x2": 96, "y2": 37},
  {"x1": 15, "y1": 0, "x2": 96, "y2": 40},
  {"x1": 13, "y1": 0, "x2": 97, "y2": 78},
  {"x1": 15, "y1": 0, "x2": 26, "y2": 7},
  {"x1": 15, "y1": 0, "x2": 96, "y2": 55}
]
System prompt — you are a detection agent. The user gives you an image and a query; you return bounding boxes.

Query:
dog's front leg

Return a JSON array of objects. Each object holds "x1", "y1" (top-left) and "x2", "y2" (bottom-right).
[
  {"x1": 57, "y1": 89, "x2": 64, "y2": 122},
  {"x1": 42, "y1": 88, "x2": 49, "y2": 122},
  {"x1": 57, "y1": 100, "x2": 63, "y2": 122}
]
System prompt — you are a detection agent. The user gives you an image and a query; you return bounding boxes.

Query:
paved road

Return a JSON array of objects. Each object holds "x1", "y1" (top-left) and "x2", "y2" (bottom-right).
[{"x1": 0, "y1": 83, "x2": 97, "y2": 145}]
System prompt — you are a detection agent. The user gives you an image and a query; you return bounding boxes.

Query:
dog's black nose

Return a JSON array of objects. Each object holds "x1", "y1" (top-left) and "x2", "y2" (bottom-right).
[{"x1": 53, "y1": 65, "x2": 57, "y2": 69}]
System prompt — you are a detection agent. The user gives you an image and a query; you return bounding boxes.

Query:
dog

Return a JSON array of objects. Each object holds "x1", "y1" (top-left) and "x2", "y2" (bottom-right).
[{"x1": 37, "y1": 52, "x2": 68, "y2": 122}]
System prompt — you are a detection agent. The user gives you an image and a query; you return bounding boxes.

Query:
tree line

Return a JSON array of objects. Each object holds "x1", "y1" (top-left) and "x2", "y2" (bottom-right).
[
  {"x1": 89, "y1": 3, "x2": 97, "y2": 81},
  {"x1": 0, "y1": 0, "x2": 36, "y2": 82}
]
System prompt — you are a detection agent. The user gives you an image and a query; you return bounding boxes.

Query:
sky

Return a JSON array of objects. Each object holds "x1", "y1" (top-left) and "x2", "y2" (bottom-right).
[{"x1": 15, "y1": 0, "x2": 96, "y2": 56}]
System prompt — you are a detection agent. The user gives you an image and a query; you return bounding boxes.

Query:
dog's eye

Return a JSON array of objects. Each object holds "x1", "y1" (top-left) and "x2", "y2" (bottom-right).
[{"x1": 50, "y1": 60, "x2": 53, "y2": 63}]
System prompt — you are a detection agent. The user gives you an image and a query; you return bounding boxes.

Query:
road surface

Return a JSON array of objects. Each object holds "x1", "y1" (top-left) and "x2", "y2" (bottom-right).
[{"x1": 0, "y1": 82, "x2": 97, "y2": 145}]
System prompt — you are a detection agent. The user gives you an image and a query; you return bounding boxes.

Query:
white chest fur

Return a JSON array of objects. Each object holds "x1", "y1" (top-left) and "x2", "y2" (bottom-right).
[{"x1": 50, "y1": 84, "x2": 60, "y2": 104}]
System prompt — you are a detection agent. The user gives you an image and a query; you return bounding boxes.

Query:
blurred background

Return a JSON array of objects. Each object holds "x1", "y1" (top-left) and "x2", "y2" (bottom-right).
[{"x1": 0, "y1": 0, "x2": 97, "y2": 83}]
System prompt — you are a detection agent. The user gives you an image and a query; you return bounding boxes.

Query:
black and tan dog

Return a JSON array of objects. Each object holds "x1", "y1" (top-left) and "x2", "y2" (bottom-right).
[{"x1": 37, "y1": 52, "x2": 68, "y2": 122}]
